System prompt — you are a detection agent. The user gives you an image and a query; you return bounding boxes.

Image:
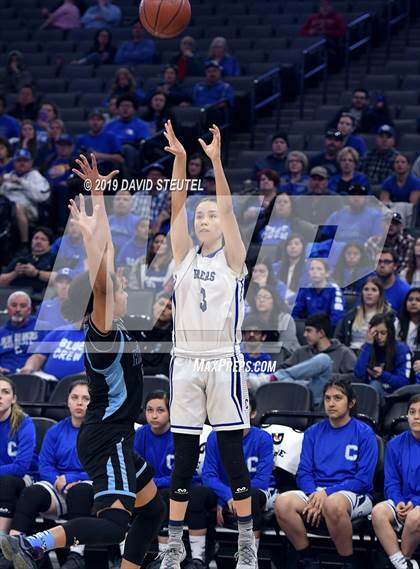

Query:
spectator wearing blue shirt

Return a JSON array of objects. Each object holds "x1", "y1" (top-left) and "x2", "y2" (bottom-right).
[
  {"x1": 354, "y1": 313, "x2": 411, "y2": 395},
  {"x1": 279, "y1": 151, "x2": 310, "y2": 196},
  {"x1": 116, "y1": 217, "x2": 149, "y2": 270},
  {"x1": 0, "y1": 292, "x2": 45, "y2": 374},
  {"x1": 275, "y1": 379, "x2": 377, "y2": 569},
  {"x1": 371, "y1": 394, "x2": 420, "y2": 569},
  {"x1": 253, "y1": 133, "x2": 289, "y2": 178},
  {"x1": 35, "y1": 270, "x2": 72, "y2": 331},
  {"x1": 109, "y1": 190, "x2": 140, "y2": 253},
  {"x1": 0, "y1": 96, "x2": 19, "y2": 140},
  {"x1": 0, "y1": 137, "x2": 13, "y2": 177},
  {"x1": 0, "y1": 377, "x2": 38, "y2": 534},
  {"x1": 375, "y1": 248, "x2": 410, "y2": 314},
  {"x1": 34, "y1": 102, "x2": 59, "y2": 146},
  {"x1": 205, "y1": 37, "x2": 241, "y2": 77},
  {"x1": 309, "y1": 129, "x2": 344, "y2": 177},
  {"x1": 80, "y1": 0, "x2": 121, "y2": 28},
  {"x1": 44, "y1": 134, "x2": 75, "y2": 229},
  {"x1": 192, "y1": 61, "x2": 235, "y2": 108},
  {"x1": 52, "y1": 223, "x2": 86, "y2": 276},
  {"x1": 328, "y1": 147, "x2": 370, "y2": 195},
  {"x1": 381, "y1": 153, "x2": 420, "y2": 205},
  {"x1": 7, "y1": 380, "x2": 93, "y2": 569},
  {"x1": 115, "y1": 21, "x2": 156, "y2": 65},
  {"x1": 336, "y1": 113, "x2": 367, "y2": 158}
]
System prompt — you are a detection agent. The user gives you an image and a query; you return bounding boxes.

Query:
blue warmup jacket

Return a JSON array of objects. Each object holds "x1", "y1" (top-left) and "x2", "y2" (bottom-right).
[
  {"x1": 0, "y1": 415, "x2": 37, "y2": 478},
  {"x1": 384, "y1": 430, "x2": 420, "y2": 506},
  {"x1": 354, "y1": 342, "x2": 411, "y2": 392},
  {"x1": 291, "y1": 281, "x2": 345, "y2": 326}
]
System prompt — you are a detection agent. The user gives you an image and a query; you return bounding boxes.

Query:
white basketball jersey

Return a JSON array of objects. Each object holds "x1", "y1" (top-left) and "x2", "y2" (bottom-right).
[{"x1": 172, "y1": 247, "x2": 247, "y2": 359}]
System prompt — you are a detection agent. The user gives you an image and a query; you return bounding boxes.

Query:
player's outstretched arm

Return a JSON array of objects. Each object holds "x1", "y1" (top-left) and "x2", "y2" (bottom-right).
[
  {"x1": 164, "y1": 120, "x2": 193, "y2": 265},
  {"x1": 198, "y1": 125, "x2": 246, "y2": 274},
  {"x1": 68, "y1": 195, "x2": 114, "y2": 332}
]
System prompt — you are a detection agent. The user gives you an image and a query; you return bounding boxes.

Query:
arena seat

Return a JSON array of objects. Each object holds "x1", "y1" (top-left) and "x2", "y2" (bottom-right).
[
  {"x1": 60, "y1": 64, "x2": 95, "y2": 79},
  {"x1": 37, "y1": 78, "x2": 67, "y2": 93},
  {"x1": 8, "y1": 373, "x2": 47, "y2": 418},
  {"x1": 385, "y1": 60, "x2": 420, "y2": 74},
  {"x1": 45, "y1": 373, "x2": 87, "y2": 421},
  {"x1": 313, "y1": 104, "x2": 341, "y2": 120},
  {"x1": 255, "y1": 381, "x2": 312, "y2": 429},
  {"x1": 289, "y1": 120, "x2": 326, "y2": 135},
  {"x1": 351, "y1": 383, "x2": 382, "y2": 428},
  {"x1": 294, "y1": 319, "x2": 307, "y2": 346},
  {"x1": 126, "y1": 290, "x2": 155, "y2": 319},
  {"x1": 137, "y1": 375, "x2": 170, "y2": 423},
  {"x1": 32, "y1": 417, "x2": 57, "y2": 454},
  {"x1": 382, "y1": 385, "x2": 420, "y2": 436}
]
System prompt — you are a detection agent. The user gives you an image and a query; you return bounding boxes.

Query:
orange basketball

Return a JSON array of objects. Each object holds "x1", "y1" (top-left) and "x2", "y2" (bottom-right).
[{"x1": 139, "y1": 0, "x2": 191, "y2": 39}]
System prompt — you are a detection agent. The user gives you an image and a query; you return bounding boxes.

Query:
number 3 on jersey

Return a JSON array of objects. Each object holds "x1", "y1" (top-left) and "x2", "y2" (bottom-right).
[{"x1": 200, "y1": 287, "x2": 207, "y2": 312}]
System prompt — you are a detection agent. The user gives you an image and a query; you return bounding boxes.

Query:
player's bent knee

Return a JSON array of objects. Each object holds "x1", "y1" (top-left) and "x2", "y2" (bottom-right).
[
  {"x1": 372, "y1": 502, "x2": 392, "y2": 524},
  {"x1": 275, "y1": 494, "x2": 295, "y2": 518},
  {"x1": 323, "y1": 495, "x2": 348, "y2": 519},
  {"x1": 405, "y1": 508, "x2": 420, "y2": 528},
  {"x1": 97, "y1": 508, "x2": 131, "y2": 543},
  {"x1": 133, "y1": 492, "x2": 166, "y2": 523}
]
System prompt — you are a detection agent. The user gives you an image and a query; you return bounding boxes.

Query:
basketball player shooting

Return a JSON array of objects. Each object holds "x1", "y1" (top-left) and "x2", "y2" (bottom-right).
[{"x1": 158, "y1": 120, "x2": 257, "y2": 569}]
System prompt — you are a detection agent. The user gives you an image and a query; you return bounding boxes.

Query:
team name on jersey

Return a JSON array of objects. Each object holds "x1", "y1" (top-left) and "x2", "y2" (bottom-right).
[{"x1": 193, "y1": 269, "x2": 216, "y2": 282}]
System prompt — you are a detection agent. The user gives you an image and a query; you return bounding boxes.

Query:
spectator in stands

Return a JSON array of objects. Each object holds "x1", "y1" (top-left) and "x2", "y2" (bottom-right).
[
  {"x1": 275, "y1": 378, "x2": 377, "y2": 569},
  {"x1": 328, "y1": 147, "x2": 370, "y2": 195},
  {"x1": 336, "y1": 113, "x2": 367, "y2": 158},
  {"x1": 412, "y1": 153, "x2": 420, "y2": 179},
  {"x1": 248, "y1": 285, "x2": 299, "y2": 354},
  {"x1": 80, "y1": 0, "x2": 121, "y2": 28},
  {"x1": 16, "y1": 120, "x2": 38, "y2": 163},
  {"x1": 292, "y1": 259, "x2": 345, "y2": 326},
  {"x1": 8, "y1": 85, "x2": 38, "y2": 122},
  {"x1": 108, "y1": 190, "x2": 140, "y2": 253},
  {"x1": 0, "y1": 292, "x2": 45, "y2": 375},
  {"x1": 270, "y1": 313, "x2": 357, "y2": 404},
  {"x1": 170, "y1": 36, "x2": 204, "y2": 81},
  {"x1": 116, "y1": 217, "x2": 149, "y2": 271},
  {"x1": 36, "y1": 118, "x2": 66, "y2": 169},
  {"x1": 0, "y1": 96, "x2": 19, "y2": 140},
  {"x1": 0, "y1": 377, "x2": 37, "y2": 538},
  {"x1": 331, "y1": 241, "x2": 372, "y2": 295},
  {"x1": 51, "y1": 220, "x2": 86, "y2": 276},
  {"x1": 142, "y1": 92, "x2": 171, "y2": 136},
  {"x1": 253, "y1": 133, "x2": 289, "y2": 178},
  {"x1": 132, "y1": 163, "x2": 169, "y2": 225},
  {"x1": 39, "y1": 0, "x2": 81, "y2": 30},
  {"x1": 309, "y1": 129, "x2": 344, "y2": 176},
  {"x1": 7, "y1": 379, "x2": 92, "y2": 569},
  {"x1": 322, "y1": 183, "x2": 383, "y2": 245},
  {"x1": 363, "y1": 94, "x2": 394, "y2": 134},
  {"x1": 401, "y1": 237, "x2": 420, "y2": 286},
  {"x1": 201, "y1": 395, "x2": 273, "y2": 560},
  {"x1": 44, "y1": 134, "x2": 75, "y2": 229},
  {"x1": 329, "y1": 88, "x2": 371, "y2": 133},
  {"x1": 115, "y1": 21, "x2": 155, "y2": 65},
  {"x1": 335, "y1": 276, "x2": 394, "y2": 350},
  {"x1": 72, "y1": 28, "x2": 116, "y2": 65},
  {"x1": 206, "y1": 37, "x2": 241, "y2": 77},
  {"x1": 0, "y1": 138, "x2": 13, "y2": 178},
  {"x1": 375, "y1": 249, "x2": 411, "y2": 314},
  {"x1": 187, "y1": 153, "x2": 207, "y2": 184},
  {"x1": 105, "y1": 67, "x2": 145, "y2": 107},
  {"x1": 128, "y1": 233, "x2": 173, "y2": 293},
  {"x1": 192, "y1": 61, "x2": 235, "y2": 108},
  {"x1": 34, "y1": 102, "x2": 60, "y2": 146},
  {"x1": 153, "y1": 65, "x2": 190, "y2": 107},
  {"x1": 241, "y1": 316, "x2": 273, "y2": 392},
  {"x1": 276, "y1": 234, "x2": 307, "y2": 304},
  {"x1": 35, "y1": 269, "x2": 71, "y2": 331},
  {"x1": 0, "y1": 150, "x2": 50, "y2": 250},
  {"x1": 279, "y1": 151, "x2": 310, "y2": 196},
  {"x1": 245, "y1": 258, "x2": 287, "y2": 311},
  {"x1": 354, "y1": 312, "x2": 411, "y2": 395},
  {"x1": 372, "y1": 394, "x2": 420, "y2": 569},
  {"x1": 398, "y1": 288, "x2": 420, "y2": 354},
  {"x1": 381, "y1": 153, "x2": 420, "y2": 205},
  {"x1": 151, "y1": 191, "x2": 171, "y2": 236},
  {"x1": 366, "y1": 211, "x2": 414, "y2": 274},
  {"x1": 301, "y1": 0, "x2": 346, "y2": 39},
  {"x1": 0, "y1": 227, "x2": 55, "y2": 294},
  {"x1": 361, "y1": 124, "x2": 399, "y2": 186},
  {"x1": 298, "y1": 166, "x2": 338, "y2": 223},
  {"x1": 0, "y1": 52, "x2": 32, "y2": 98},
  {"x1": 137, "y1": 295, "x2": 172, "y2": 375}
]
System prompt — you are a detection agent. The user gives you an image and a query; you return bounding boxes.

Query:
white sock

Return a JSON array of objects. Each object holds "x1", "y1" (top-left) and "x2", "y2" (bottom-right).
[
  {"x1": 69, "y1": 544, "x2": 85, "y2": 556},
  {"x1": 119, "y1": 539, "x2": 125, "y2": 556},
  {"x1": 255, "y1": 538, "x2": 260, "y2": 551},
  {"x1": 190, "y1": 535, "x2": 206, "y2": 561},
  {"x1": 159, "y1": 541, "x2": 169, "y2": 553},
  {"x1": 389, "y1": 552, "x2": 408, "y2": 569}
]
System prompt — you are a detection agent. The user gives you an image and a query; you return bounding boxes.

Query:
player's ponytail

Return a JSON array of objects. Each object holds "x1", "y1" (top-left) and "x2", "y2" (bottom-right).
[{"x1": 0, "y1": 376, "x2": 27, "y2": 437}]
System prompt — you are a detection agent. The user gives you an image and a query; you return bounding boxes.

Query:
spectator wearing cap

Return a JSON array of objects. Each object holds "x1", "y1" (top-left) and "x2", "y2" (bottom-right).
[
  {"x1": 131, "y1": 163, "x2": 169, "y2": 225},
  {"x1": 50, "y1": 220, "x2": 86, "y2": 276},
  {"x1": 35, "y1": 269, "x2": 71, "y2": 330},
  {"x1": 0, "y1": 227, "x2": 55, "y2": 294},
  {"x1": 0, "y1": 291, "x2": 46, "y2": 374},
  {"x1": 0, "y1": 95, "x2": 20, "y2": 140},
  {"x1": 0, "y1": 137, "x2": 13, "y2": 177},
  {"x1": 0, "y1": 149, "x2": 50, "y2": 249},
  {"x1": 170, "y1": 36, "x2": 205, "y2": 80},
  {"x1": 328, "y1": 88, "x2": 371, "y2": 133},
  {"x1": 80, "y1": 0, "x2": 121, "y2": 28},
  {"x1": 361, "y1": 125, "x2": 399, "y2": 185},
  {"x1": 205, "y1": 37, "x2": 241, "y2": 77},
  {"x1": 375, "y1": 248, "x2": 410, "y2": 314},
  {"x1": 253, "y1": 133, "x2": 289, "y2": 178},
  {"x1": 299, "y1": 166, "x2": 338, "y2": 223},
  {"x1": 115, "y1": 21, "x2": 156, "y2": 65},
  {"x1": 75, "y1": 109, "x2": 123, "y2": 168},
  {"x1": 309, "y1": 129, "x2": 344, "y2": 176},
  {"x1": 365, "y1": 211, "x2": 415, "y2": 273},
  {"x1": 336, "y1": 113, "x2": 367, "y2": 157},
  {"x1": 328, "y1": 146, "x2": 370, "y2": 195},
  {"x1": 109, "y1": 190, "x2": 140, "y2": 253},
  {"x1": 279, "y1": 151, "x2": 310, "y2": 196},
  {"x1": 322, "y1": 183, "x2": 383, "y2": 244},
  {"x1": 381, "y1": 153, "x2": 420, "y2": 205},
  {"x1": 192, "y1": 61, "x2": 235, "y2": 107}
]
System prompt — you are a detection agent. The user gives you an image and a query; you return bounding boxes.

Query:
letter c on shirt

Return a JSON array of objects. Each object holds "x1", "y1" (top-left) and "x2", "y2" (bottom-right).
[{"x1": 345, "y1": 444, "x2": 358, "y2": 461}]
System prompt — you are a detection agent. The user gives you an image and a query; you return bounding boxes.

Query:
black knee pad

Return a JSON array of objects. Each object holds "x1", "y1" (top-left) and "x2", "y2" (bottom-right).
[
  {"x1": 170, "y1": 434, "x2": 200, "y2": 502},
  {"x1": 0, "y1": 476, "x2": 26, "y2": 518},
  {"x1": 12, "y1": 484, "x2": 52, "y2": 533},
  {"x1": 97, "y1": 508, "x2": 131, "y2": 542},
  {"x1": 66, "y1": 483, "x2": 94, "y2": 519},
  {"x1": 63, "y1": 508, "x2": 131, "y2": 547},
  {"x1": 216, "y1": 430, "x2": 251, "y2": 501}
]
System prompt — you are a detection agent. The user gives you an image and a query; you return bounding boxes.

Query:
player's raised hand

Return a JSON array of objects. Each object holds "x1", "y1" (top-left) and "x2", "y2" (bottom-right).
[
  {"x1": 198, "y1": 124, "x2": 221, "y2": 162},
  {"x1": 72, "y1": 153, "x2": 119, "y2": 192},
  {"x1": 68, "y1": 194, "x2": 101, "y2": 241},
  {"x1": 163, "y1": 120, "x2": 186, "y2": 157}
]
